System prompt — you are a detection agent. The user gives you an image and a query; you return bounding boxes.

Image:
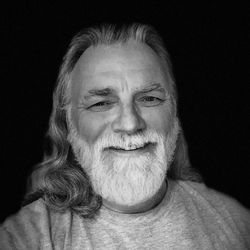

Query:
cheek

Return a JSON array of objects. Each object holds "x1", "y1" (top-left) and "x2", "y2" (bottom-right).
[
  {"x1": 143, "y1": 107, "x2": 173, "y2": 134},
  {"x1": 77, "y1": 112, "x2": 109, "y2": 145}
]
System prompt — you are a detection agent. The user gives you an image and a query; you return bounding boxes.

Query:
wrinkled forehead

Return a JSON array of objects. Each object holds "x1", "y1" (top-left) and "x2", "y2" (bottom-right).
[{"x1": 69, "y1": 40, "x2": 171, "y2": 99}]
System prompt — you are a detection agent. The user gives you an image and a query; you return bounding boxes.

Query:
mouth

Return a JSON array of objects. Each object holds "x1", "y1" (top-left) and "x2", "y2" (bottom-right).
[{"x1": 104, "y1": 142, "x2": 156, "y2": 155}]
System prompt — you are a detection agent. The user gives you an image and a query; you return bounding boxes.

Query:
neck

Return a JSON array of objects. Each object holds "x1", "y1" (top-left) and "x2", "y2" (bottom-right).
[{"x1": 102, "y1": 180, "x2": 167, "y2": 214}]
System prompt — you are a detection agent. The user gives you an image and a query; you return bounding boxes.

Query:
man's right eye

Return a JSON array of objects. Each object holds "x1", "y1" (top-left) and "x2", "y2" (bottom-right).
[{"x1": 88, "y1": 101, "x2": 115, "y2": 111}]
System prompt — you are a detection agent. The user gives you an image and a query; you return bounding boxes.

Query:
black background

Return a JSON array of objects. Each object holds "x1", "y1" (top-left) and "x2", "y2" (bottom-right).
[{"x1": 1, "y1": 2, "x2": 249, "y2": 222}]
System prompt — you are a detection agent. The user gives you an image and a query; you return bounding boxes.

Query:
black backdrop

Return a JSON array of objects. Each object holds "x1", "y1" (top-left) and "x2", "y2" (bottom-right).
[{"x1": 1, "y1": 2, "x2": 249, "y2": 222}]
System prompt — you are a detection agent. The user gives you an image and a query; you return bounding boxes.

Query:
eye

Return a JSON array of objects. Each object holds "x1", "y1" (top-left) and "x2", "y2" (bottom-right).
[
  {"x1": 88, "y1": 101, "x2": 115, "y2": 112},
  {"x1": 137, "y1": 96, "x2": 164, "y2": 107}
]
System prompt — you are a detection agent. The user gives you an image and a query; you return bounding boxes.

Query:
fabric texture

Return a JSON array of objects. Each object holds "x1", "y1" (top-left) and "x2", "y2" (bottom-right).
[{"x1": 1, "y1": 180, "x2": 250, "y2": 250}]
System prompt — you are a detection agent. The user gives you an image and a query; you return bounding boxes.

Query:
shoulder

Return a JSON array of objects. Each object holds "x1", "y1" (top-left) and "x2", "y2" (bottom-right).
[
  {"x1": 175, "y1": 180, "x2": 250, "y2": 242},
  {"x1": 1, "y1": 199, "x2": 48, "y2": 231},
  {"x1": 2, "y1": 198, "x2": 53, "y2": 229},
  {"x1": 0, "y1": 199, "x2": 72, "y2": 249},
  {"x1": 176, "y1": 180, "x2": 250, "y2": 217}
]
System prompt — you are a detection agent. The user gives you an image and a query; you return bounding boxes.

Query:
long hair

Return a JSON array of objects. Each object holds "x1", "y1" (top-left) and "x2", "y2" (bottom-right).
[{"x1": 24, "y1": 23, "x2": 202, "y2": 218}]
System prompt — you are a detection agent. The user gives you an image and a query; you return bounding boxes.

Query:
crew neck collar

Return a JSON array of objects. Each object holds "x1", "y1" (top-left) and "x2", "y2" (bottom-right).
[{"x1": 97, "y1": 179, "x2": 176, "y2": 227}]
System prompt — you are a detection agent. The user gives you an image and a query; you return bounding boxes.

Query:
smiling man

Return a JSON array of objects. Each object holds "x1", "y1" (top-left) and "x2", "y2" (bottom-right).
[
  {"x1": 67, "y1": 40, "x2": 178, "y2": 214},
  {"x1": 1, "y1": 23, "x2": 250, "y2": 249}
]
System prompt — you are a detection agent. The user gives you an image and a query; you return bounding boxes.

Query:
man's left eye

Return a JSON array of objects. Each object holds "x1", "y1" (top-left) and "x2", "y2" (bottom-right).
[{"x1": 137, "y1": 96, "x2": 164, "y2": 107}]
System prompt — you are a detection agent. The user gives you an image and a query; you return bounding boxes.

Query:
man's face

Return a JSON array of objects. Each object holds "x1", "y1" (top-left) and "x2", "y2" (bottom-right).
[{"x1": 68, "y1": 40, "x2": 179, "y2": 207}]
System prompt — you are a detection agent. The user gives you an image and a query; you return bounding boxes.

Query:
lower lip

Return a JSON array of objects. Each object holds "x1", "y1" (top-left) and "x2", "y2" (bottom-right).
[{"x1": 104, "y1": 143, "x2": 156, "y2": 157}]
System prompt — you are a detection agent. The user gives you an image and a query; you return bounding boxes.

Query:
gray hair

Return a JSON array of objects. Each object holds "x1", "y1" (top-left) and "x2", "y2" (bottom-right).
[{"x1": 24, "y1": 23, "x2": 202, "y2": 218}]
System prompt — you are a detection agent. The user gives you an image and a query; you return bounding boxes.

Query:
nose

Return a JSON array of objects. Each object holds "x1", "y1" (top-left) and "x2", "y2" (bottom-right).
[{"x1": 111, "y1": 104, "x2": 146, "y2": 135}]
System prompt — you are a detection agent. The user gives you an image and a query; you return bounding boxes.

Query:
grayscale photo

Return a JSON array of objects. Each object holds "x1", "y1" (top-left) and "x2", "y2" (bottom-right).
[{"x1": 1, "y1": 2, "x2": 250, "y2": 249}]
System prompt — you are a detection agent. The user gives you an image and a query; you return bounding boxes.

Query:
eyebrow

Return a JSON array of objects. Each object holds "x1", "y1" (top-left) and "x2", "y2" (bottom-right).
[
  {"x1": 137, "y1": 83, "x2": 164, "y2": 93},
  {"x1": 83, "y1": 83, "x2": 164, "y2": 100},
  {"x1": 84, "y1": 88, "x2": 116, "y2": 100}
]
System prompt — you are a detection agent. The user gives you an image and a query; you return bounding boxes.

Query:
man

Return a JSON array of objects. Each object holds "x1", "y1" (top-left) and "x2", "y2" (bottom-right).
[{"x1": 1, "y1": 23, "x2": 250, "y2": 249}]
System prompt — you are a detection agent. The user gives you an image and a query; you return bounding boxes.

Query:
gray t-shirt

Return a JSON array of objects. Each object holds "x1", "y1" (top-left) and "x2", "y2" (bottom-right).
[{"x1": 1, "y1": 180, "x2": 250, "y2": 249}]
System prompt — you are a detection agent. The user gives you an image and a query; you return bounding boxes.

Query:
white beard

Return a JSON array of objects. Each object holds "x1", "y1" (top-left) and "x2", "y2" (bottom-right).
[{"x1": 68, "y1": 118, "x2": 180, "y2": 207}]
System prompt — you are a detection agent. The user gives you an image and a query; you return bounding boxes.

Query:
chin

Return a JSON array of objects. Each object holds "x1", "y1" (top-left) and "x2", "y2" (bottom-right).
[{"x1": 90, "y1": 141, "x2": 168, "y2": 207}]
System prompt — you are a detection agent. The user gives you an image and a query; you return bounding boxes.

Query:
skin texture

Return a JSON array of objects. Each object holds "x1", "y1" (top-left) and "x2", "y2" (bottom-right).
[{"x1": 69, "y1": 39, "x2": 176, "y2": 213}]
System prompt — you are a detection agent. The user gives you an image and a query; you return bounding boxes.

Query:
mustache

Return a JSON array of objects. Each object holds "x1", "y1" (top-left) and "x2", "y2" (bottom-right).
[{"x1": 95, "y1": 130, "x2": 165, "y2": 150}]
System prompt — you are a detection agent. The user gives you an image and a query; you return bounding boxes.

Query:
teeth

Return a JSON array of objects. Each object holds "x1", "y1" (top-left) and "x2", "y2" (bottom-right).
[
  {"x1": 124, "y1": 143, "x2": 145, "y2": 150},
  {"x1": 109, "y1": 142, "x2": 151, "y2": 151}
]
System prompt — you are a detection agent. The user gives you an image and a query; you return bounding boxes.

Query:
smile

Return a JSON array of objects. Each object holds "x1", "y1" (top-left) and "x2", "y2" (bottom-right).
[{"x1": 104, "y1": 142, "x2": 156, "y2": 155}]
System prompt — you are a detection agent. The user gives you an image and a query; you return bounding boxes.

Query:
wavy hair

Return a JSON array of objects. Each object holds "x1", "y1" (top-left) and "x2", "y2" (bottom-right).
[{"x1": 24, "y1": 23, "x2": 202, "y2": 218}]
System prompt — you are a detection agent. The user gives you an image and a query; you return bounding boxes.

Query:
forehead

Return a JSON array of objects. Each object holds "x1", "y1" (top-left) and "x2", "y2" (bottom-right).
[{"x1": 70, "y1": 40, "x2": 168, "y2": 99}]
